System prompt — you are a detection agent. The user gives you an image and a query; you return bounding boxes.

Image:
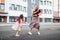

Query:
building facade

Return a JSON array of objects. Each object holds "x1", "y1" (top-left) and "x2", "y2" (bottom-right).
[
  {"x1": 58, "y1": 0, "x2": 60, "y2": 22},
  {"x1": 39, "y1": 0, "x2": 53, "y2": 23},
  {"x1": 0, "y1": 0, "x2": 7, "y2": 23},
  {"x1": 0, "y1": 0, "x2": 27, "y2": 23},
  {"x1": 0, "y1": 0, "x2": 59, "y2": 23},
  {"x1": 27, "y1": 0, "x2": 53, "y2": 23},
  {"x1": 53, "y1": 0, "x2": 60, "y2": 23}
]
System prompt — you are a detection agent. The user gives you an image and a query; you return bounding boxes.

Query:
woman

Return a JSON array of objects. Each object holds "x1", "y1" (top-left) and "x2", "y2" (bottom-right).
[
  {"x1": 12, "y1": 14, "x2": 24, "y2": 37},
  {"x1": 28, "y1": 4, "x2": 41, "y2": 35}
]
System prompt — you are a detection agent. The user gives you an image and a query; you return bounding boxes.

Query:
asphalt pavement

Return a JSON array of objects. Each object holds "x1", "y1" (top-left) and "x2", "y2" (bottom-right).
[{"x1": 0, "y1": 23, "x2": 60, "y2": 40}]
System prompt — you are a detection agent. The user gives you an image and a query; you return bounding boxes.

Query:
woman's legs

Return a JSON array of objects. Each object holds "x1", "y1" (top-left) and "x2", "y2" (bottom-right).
[
  {"x1": 28, "y1": 27, "x2": 33, "y2": 35},
  {"x1": 28, "y1": 22, "x2": 33, "y2": 35},
  {"x1": 28, "y1": 27, "x2": 40, "y2": 35},
  {"x1": 35, "y1": 23, "x2": 40, "y2": 35},
  {"x1": 37, "y1": 27, "x2": 40, "y2": 35},
  {"x1": 28, "y1": 22, "x2": 40, "y2": 35}
]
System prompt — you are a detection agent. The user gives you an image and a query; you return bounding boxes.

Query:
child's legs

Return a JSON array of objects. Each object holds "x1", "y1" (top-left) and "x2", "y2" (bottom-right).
[
  {"x1": 16, "y1": 30, "x2": 20, "y2": 35},
  {"x1": 29, "y1": 27, "x2": 33, "y2": 32},
  {"x1": 16, "y1": 24, "x2": 21, "y2": 35}
]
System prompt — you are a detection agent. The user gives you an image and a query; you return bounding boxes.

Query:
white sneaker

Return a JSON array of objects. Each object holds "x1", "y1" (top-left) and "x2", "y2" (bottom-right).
[
  {"x1": 28, "y1": 32, "x2": 32, "y2": 35},
  {"x1": 16, "y1": 34, "x2": 20, "y2": 37},
  {"x1": 38, "y1": 32, "x2": 40, "y2": 35}
]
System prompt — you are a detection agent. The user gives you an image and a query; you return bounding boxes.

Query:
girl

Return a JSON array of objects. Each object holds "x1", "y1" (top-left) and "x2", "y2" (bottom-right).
[
  {"x1": 28, "y1": 4, "x2": 41, "y2": 35},
  {"x1": 12, "y1": 14, "x2": 24, "y2": 37}
]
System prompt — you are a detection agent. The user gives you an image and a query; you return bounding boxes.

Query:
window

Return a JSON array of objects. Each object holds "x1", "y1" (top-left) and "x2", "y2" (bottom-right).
[
  {"x1": 25, "y1": 17, "x2": 27, "y2": 22},
  {"x1": 40, "y1": 1, "x2": 43, "y2": 5},
  {"x1": 11, "y1": 4, "x2": 15, "y2": 10},
  {"x1": 45, "y1": 18, "x2": 52, "y2": 22},
  {"x1": 47, "y1": 1, "x2": 49, "y2": 5},
  {"x1": 50, "y1": 1, "x2": 52, "y2": 6},
  {"x1": 47, "y1": 1, "x2": 52, "y2": 6},
  {"x1": 16, "y1": 5, "x2": 20, "y2": 11},
  {"x1": 9, "y1": 16, "x2": 17, "y2": 22},
  {"x1": 9, "y1": 4, "x2": 15, "y2": 10},
  {"x1": 44, "y1": 9, "x2": 47, "y2": 14},
  {"x1": 47, "y1": 9, "x2": 52, "y2": 14},
  {"x1": 44, "y1": 9, "x2": 51, "y2": 14},
  {"x1": 20, "y1": 5, "x2": 22, "y2": 11},
  {"x1": 44, "y1": 1, "x2": 46, "y2": 5},
  {"x1": 49, "y1": 10, "x2": 52, "y2": 14},
  {"x1": 9, "y1": 4, "x2": 23, "y2": 11},
  {"x1": 47, "y1": 9, "x2": 48, "y2": 14},
  {"x1": 23, "y1": 6, "x2": 26, "y2": 12},
  {"x1": 40, "y1": 18, "x2": 43, "y2": 22},
  {"x1": 9, "y1": 7, "x2": 12, "y2": 10},
  {"x1": 0, "y1": 3, "x2": 5, "y2": 10}
]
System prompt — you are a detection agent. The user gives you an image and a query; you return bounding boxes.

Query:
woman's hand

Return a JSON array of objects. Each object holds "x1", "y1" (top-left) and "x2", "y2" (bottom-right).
[
  {"x1": 39, "y1": 13, "x2": 41, "y2": 16},
  {"x1": 33, "y1": 9, "x2": 39, "y2": 14},
  {"x1": 32, "y1": 13, "x2": 37, "y2": 17}
]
